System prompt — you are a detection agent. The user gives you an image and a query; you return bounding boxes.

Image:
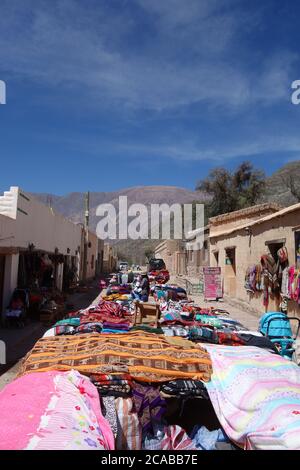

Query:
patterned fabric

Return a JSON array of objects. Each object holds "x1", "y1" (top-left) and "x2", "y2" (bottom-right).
[
  {"x1": 189, "y1": 326, "x2": 219, "y2": 343},
  {"x1": 205, "y1": 344, "x2": 300, "y2": 450},
  {"x1": 132, "y1": 325, "x2": 164, "y2": 334},
  {"x1": 75, "y1": 322, "x2": 103, "y2": 334},
  {"x1": 0, "y1": 370, "x2": 114, "y2": 450},
  {"x1": 101, "y1": 397, "x2": 118, "y2": 436},
  {"x1": 54, "y1": 318, "x2": 80, "y2": 327},
  {"x1": 195, "y1": 315, "x2": 223, "y2": 328},
  {"x1": 90, "y1": 373, "x2": 132, "y2": 397},
  {"x1": 115, "y1": 397, "x2": 142, "y2": 450},
  {"x1": 102, "y1": 321, "x2": 131, "y2": 330},
  {"x1": 131, "y1": 382, "x2": 166, "y2": 435},
  {"x1": 81, "y1": 313, "x2": 130, "y2": 326},
  {"x1": 54, "y1": 325, "x2": 76, "y2": 336},
  {"x1": 161, "y1": 311, "x2": 182, "y2": 322},
  {"x1": 160, "y1": 379, "x2": 209, "y2": 399},
  {"x1": 19, "y1": 332, "x2": 212, "y2": 382},
  {"x1": 162, "y1": 326, "x2": 189, "y2": 337},
  {"x1": 216, "y1": 331, "x2": 246, "y2": 346},
  {"x1": 143, "y1": 424, "x2": 196, "y2": 450}
]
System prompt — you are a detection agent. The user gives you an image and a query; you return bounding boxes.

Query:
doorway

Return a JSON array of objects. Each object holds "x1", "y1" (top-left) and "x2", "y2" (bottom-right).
[{"x1": 225, "y1": 247, "x2": 236, "y2": 297}]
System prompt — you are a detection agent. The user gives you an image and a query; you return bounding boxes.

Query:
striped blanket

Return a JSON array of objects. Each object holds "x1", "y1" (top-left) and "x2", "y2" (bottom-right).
[
  {"x1": 19, "y1": 332, "x2": 212, "y2": 382},
  {"x1": 204, "y1": 344, "x2": 300, "y2": 450}
]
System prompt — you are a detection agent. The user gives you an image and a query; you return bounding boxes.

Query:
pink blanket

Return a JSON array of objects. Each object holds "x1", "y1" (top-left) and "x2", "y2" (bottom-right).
[{"x1": 0, "y1": 369, "x2": 114, "y2": 450}]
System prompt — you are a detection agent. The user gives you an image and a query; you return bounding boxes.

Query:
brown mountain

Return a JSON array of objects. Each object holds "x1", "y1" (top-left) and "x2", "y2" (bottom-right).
[
  {"x1": 31, "y1": 186, "x2": 208, "y2": 263},
  {"x1": 32, "y1": 185, "x2": 208, "y2": 232}
]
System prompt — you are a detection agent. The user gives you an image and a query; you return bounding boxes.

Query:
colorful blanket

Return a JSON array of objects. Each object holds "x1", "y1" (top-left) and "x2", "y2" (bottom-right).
[
  {"x1": 0, "y1": 370, "x2": 114, "y2": 450},
  {"x1": 204, "y1": 344, "x2": 300, "y2": 450},
  {"x1": 19, "y1": 332, "x2": 212, "y2": 382}
]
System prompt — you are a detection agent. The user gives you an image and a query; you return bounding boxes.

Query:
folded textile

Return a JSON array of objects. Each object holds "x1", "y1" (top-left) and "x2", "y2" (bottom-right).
[
  {"x1": 160, "y1": 379, "x2": 209, "y2": 399},
  {"x1": 195, "y1": 315, "x2": 223, "y2": 328},
  {"x1": 80, "y1": 312, "x2": 130, "y2": 325},
  {"x1": 216, "y1": 331, "x2": 246, "y2": 346},
  {"x1": 0, "y1": 369, "x2": 114, "y2": 450},
  {"x1": 189, "y1": 425, "x2": 232, "y2": 450},
  {"x1": 189, "y1": 326, "x2": 219, "y2": 343},
  {"x1": 102, "y1": 294, "x2": 130, "y2": 301},
  {"x1": 75, "y1": 322, "x2": 103, "y2": 334},
  {"x1": 101, "y1": 329, "x2": 129, "y2": 334},
  {"x1": 115, "y1": 397, "x2": 142, "y2": 450},
  {"x1": 132, "y1": 325, "x2": 164, "y2": 334},
  {"x1": 237, "y1": 333, "x2": 279, "y2": 353},
  {"x1": 131, "y1": 382, "x2": 166, "y2": 435},
  {"x1": 162, "y1": 326, "x2": 189, "y2": 337},
  {"x1": 205, "y1": 344, "x2": 300, "y2": 450},
  {"x1": 91, "y1": 372, "x2": 132, "y2": 397},
  {"x1": 54, "y1": 325, "x2": 76, "y2": 336},
  {"x1": 143, "y1": 424, "x2": 196, "y2": 450},
  {"x1": 54, "y1": 318, "x2": 80, "y2": 327},
  {"x1": 161, "y1": 311, "x2": 182, "y2": 322},
  {"x1": 90, "y1": 374, "x2": 132, "y2": 397},
  {"x1": 90, "y1": 373, "x2": 132, "y2": 385},
  {"x1": 103, "y1": 321, "x2": 131, "y2": 330},
  {"x1": 19, "y1": 332, "x2": 212, "y2": 382},
  {"x1": 101, "y1": 397, "x2": 118, "y2": 436}
]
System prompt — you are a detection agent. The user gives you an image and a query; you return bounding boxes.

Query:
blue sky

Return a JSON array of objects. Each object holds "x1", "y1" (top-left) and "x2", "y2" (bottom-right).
[{"x1": 0, "y1": 0, "x2": 300, "y2": 194}]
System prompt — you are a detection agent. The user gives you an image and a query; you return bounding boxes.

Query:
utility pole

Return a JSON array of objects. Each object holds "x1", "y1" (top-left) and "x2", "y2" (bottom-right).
[{"x1": 83, "y1": 191, "x2": 90, "y2": 282}]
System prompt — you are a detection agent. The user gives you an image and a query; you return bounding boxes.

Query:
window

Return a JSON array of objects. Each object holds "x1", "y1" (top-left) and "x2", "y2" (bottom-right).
[
  {"x1": 265, "y1": 240, "x2": 285, "y2": 263},
  {"x1": 225, "y1": 247, "x2": 236, "y2": 274},
  {"x1": 91, "y1": 255, "x2": 95, "y2": 270}
]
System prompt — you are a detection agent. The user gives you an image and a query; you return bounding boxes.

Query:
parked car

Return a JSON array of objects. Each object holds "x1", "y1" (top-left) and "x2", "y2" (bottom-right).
[
  {"x1": 147, "y1": 258, "x2": 166, "y2": 272},
  {"x1": 118, "y1": 261, "x2": 129, "y2": 272}
]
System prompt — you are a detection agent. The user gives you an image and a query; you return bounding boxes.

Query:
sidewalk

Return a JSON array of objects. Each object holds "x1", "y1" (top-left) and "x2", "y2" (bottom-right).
[{"x1": 0, "y1": 281, "x2": 102, "y2": 390}]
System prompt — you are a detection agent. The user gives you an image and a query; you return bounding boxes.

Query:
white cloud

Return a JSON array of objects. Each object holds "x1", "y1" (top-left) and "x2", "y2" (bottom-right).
[
  {"x1": 114, "y1": 136, "x2": 300, "y2": 162},
  {"x1": 0, "y1": 0, "x2": 295, "y2": 112}
]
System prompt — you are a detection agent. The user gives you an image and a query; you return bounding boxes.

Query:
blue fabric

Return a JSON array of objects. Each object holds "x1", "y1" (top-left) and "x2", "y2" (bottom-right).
[{"x1": 189, "y1": 426, "x2": 228, "y2": 450}]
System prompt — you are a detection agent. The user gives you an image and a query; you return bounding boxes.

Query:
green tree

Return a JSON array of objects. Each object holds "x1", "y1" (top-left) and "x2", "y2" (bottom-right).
[
  {"x1": 144, "y1": 249, "x2": 154, "y2": 261},
  {"x1": 196, "y1": 161, "x2": 265, "y2": 217}
]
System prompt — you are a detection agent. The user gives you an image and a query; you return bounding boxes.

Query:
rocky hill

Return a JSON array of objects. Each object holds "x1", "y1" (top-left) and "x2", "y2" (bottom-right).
[{"x1": 263, "y1": 160, "x2": 300, "y2": 206}]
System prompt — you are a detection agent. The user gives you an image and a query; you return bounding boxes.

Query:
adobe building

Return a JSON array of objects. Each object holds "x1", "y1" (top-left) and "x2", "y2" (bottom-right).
[
  {"x1": 154, "y1": 240, "x2": 186, "y2": 276},
  {"x1": 209, "y1": 202, "x2": 300, "y2": 317}
]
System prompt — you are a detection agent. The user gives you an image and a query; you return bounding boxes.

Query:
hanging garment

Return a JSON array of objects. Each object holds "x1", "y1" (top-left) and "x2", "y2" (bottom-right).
[
  {"x1": 281, "y1": 266, "x2": 290, "y2": 298},
  {"x1": 277, "y1": 246, "x2": 289, "y2": 264}
]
